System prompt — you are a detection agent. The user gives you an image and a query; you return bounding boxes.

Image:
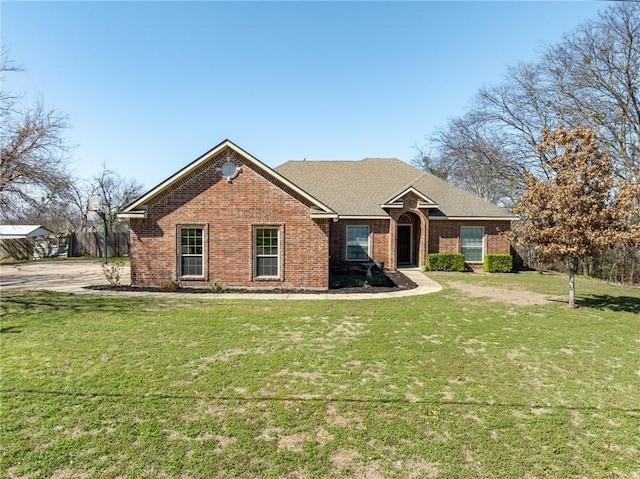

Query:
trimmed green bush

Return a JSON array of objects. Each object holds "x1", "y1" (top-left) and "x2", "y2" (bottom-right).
[
  {"x1": 483, "y1": 253, "x2": 513, "y2": 273},
  {"x1": 426, "y1": 253, "x2": 466, "y2": 272}
]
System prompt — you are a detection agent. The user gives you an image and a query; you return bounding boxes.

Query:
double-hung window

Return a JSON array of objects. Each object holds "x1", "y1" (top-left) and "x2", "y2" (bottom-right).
[
  {"x1": 179, "y1": 226, "x2": 204, "y2": 277},
  {"x1": 255, "y1": 227, "x2": 280, "y2": 278},
  {"x1": 346, "y1": 225, "x2": 370, "y2": 261},
  {"x1": 460, "y1": 226, "x2": 484, "y2": 262}
]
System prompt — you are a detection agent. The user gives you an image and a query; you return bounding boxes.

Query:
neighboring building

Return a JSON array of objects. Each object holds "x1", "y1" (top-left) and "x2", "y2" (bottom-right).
[
  {"x1": 0, "y1": 225, "x2": 52, "y2": 240},
  {"x1": 0, "y1": 225, "x2": 54, "y2": 261},
  {"x1": 119, "y1": 140, "x2": 514, "y2": 290}
]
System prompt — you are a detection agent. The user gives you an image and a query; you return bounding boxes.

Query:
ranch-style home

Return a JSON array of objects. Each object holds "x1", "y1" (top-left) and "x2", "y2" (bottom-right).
[{"x1": 119, "y1": 139, "x2": 514, "y2": 290}]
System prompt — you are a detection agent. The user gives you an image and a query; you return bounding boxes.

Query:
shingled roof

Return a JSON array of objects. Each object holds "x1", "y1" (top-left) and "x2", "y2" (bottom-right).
[{"x1": 275, "y1": 158, "x2": 513, "y2": 219}]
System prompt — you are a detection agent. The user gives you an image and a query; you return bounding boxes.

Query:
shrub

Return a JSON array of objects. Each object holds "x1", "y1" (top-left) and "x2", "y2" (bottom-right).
[
  {"x1": 209, "y1": 280, "x2": 223, "y2": 292},
  {"x1": 101, "y1": 261, "x2": 125, "y2": 287},
  {"x1": 160, "y1": 279, "x2": 180, "y2": 291},
  {"x1": 426, "y1": 253, "x2": 466, "y2": 272},
  {"x1": 483, "y1": 254, "x2": 513, "y2": 273}
]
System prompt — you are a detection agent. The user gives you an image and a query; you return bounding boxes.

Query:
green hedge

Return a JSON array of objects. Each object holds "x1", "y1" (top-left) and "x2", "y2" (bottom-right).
[
  {"x1": 483, "y1": 254, "x2": 513, "y2": 273},
  {"x1": 426, "y1": 253, "x2": 466, "y2": 272}
]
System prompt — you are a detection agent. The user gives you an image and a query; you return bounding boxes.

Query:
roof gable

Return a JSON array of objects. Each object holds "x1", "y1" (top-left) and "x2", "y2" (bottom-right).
[
  {"x1": 381, "y1": 186, "x2": 438, "y2": 209},
  {"x1": 120, "y1": 140, "x2": 335, "y2": 218}
]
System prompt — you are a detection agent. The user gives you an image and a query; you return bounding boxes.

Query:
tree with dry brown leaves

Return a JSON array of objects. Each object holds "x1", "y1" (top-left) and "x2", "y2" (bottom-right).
[{"x1": 509, "y1": 125, "x2": 640, "y2": 308}]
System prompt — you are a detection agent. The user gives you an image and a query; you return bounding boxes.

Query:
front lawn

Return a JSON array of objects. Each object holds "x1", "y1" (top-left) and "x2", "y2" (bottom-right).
[{"x1": 1, "y1": 272, "x2": 638, "y2": 478}]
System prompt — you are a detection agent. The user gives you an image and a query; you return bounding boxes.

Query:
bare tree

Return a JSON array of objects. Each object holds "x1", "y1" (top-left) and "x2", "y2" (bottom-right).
[
  {"x1": 508, "y1": 126, "x2": 640, "y2": 307},
  {"x1": 90, "y1": 164, "x2": 144, "y2": 232},
  {"x1": 410, "y1": 144, "x2": 449, "y2": 180},
  {"x1": 420, "y1": 3, "x2": 640, "y2": 198},
  {"x1": 427, "y1": 113, "x2": 525, "y2": 204},
  {"x1": 16, "y1": 179, "x2": 91, "y2": 232},
  {"x1": 0, "y1": 48, "x2": 73, "y2": 219},
  {"x1": 543, "y1": 2, "x2": 640, "y2": 182}
]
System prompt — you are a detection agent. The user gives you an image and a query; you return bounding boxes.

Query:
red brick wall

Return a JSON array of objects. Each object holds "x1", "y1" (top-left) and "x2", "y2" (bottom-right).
[
  {"x1": 428, "y1": 220, "x2": 511, "y2": 261},
  {"x1": 329, "y1": 219, "x2": 390, "y2": 268},
  {"x1": 129, "y1": 148, "x2": 330, "y2": 289}
]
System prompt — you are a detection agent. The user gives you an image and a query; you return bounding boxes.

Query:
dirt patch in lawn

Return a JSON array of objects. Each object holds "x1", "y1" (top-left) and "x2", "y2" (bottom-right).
[{"x1": 447, "y1": 281, "x2": 556, "y2": 306}]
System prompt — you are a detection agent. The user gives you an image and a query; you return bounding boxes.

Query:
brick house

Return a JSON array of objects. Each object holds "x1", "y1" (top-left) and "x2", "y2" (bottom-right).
[{"x1": 119, "y1": 139, "x2": 514, "y2": 290}]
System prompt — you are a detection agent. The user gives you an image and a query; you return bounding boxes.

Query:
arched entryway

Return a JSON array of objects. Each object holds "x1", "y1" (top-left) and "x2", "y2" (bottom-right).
[{"x1": 396, "y1": 213, "x2": 417, "y2": 266}]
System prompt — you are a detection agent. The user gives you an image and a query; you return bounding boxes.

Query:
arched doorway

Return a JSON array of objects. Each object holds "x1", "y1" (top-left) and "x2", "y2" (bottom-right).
[{"x1": 396, "y1": 213, "x2": 414, "y2": 266}]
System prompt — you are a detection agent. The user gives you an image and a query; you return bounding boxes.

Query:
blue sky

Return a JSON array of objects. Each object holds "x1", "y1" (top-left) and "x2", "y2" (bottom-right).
[{"x1": 3, "y1": 1, "x2": 605, "y2": 190}]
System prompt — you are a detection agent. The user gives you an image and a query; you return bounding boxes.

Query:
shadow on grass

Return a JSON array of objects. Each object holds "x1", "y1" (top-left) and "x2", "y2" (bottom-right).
[
  {"x1": 1, "y1": 292, "x2": 163, "y2": 334},
  {"x1": 2, "y1": 291, "x2": 156, "y2": 313},
  {"x1": 3, "y1": 388, "x2": 639, "y2": 414},
  {"x1": 578, "y1": 294, "x2": 640, "y2": 313},
  {"x1": 0, "y1": 326, "x2": 22, "y2": 334}
]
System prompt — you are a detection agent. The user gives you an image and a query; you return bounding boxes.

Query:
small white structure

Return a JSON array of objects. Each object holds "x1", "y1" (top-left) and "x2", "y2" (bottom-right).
[
  {"x1": 0, "y1": 225, "x2": 60, "y2": 261},
  {"x1": 0, "y1": 225, "x2": 52, "y2": 239}
]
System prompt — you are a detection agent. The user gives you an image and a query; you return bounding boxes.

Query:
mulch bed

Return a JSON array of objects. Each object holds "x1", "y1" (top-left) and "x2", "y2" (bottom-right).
[{"x1": 86, "y1": 269, "x2": 418, "y2": 295}]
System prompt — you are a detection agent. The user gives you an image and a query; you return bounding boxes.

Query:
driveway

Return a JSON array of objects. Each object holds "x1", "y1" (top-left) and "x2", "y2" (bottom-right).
[{"x1": 0, "y1": 261, "x2": 130, "y2": 294}]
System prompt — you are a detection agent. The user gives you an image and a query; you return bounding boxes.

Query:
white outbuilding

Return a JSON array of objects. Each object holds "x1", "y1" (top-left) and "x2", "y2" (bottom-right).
[{"x1": 0, "y1": 225, "x2": 52, "y2": 239}]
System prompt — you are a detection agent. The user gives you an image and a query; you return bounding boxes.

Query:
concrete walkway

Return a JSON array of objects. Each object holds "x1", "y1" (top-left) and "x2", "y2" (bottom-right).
[{"x1": 0, "y1": 262, "x2": 442, "y2": 300}]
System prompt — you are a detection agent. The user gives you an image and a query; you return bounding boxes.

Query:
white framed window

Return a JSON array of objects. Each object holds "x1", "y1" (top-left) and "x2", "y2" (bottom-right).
[
  {"x1": 254, "y1": 226, "x2": 281, "y2": 278},
  {"x1": 460, "y1": 226, "x2": 484, "y2": 262},
  {"x1": 346, "y1": 225, "x2": 370, "y2": 261},
  {"x1": 179, "y1": 226, "x2": 205, "y2": 278}
]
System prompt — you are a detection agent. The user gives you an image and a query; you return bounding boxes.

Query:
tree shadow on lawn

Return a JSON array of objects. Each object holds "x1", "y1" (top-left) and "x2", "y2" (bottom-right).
[
  {"x1": 578, "y1": 294, "x2": 640, "y2": 313},
  {"x1": 1, "y1": 291, "x2": 159, "y2": 331}
]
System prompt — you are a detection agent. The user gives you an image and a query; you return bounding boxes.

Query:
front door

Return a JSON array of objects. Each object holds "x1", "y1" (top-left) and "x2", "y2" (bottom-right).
[{"x1": 397, "y1": 225, "x2": 412, "y2": 265}]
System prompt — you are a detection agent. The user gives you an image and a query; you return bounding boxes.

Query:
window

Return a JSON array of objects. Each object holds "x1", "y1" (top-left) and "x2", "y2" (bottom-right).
[
  {"x1": 179, "y1": 226, "x2": 204, "y2": 277},
  {"x1": 255, "y1": 227, "x2": 280, "y2": 278},
  {"x1": 346, "y1": 225, "x2": 370, "y2": 261},
  {"x1": 460, "y1": 226, "x2": 484, "y2": 262}
]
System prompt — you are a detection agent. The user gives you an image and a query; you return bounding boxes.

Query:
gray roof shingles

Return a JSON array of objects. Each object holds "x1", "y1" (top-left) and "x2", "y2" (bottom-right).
[{"x1": 275, "y1": 158, "x2": 512, "y2": 218}]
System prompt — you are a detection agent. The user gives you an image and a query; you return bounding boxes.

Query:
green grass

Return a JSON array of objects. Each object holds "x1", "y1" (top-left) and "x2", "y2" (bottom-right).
[{"x1": 1, "y1": 272, "x2": 639, "y2": 478}]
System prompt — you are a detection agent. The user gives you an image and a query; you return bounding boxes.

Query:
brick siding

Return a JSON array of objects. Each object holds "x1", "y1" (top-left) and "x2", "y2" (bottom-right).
[
  {"x1": 129, "y1": 148, "x2": 330, "y2": 289},
  {"x1": 428, "y1": 220, "x2": 511, "y2": 261},
  {"x1": 129, "y1": 146, "x2": 512, "y2": 286},
  {"x1": 329, "y1": 219, "x2": 390, "y2": 268},
  {"x1": 330, "y1": 217, "x2": 510, "y2": 270}
]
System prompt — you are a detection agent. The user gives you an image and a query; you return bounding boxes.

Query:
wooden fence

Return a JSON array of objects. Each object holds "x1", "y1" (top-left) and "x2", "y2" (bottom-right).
[
  {"x1": 70, "y1": 232, "x2": 130, "y2": 258},
  {"x1": 1, "y1": 232, "x2": 130, "y2": 261}
]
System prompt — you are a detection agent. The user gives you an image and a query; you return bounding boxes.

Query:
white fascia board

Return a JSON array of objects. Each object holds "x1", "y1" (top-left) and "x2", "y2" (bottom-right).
[
  {"x1": 379, "y1": 202, "x2": 439, "y2": 209},
  {"x1": 310, "y1": 212, "x2": 339, "y2": 219},
  {"x1": 428, "y1": 216, "x2": 518, "y2": 221},
  {"x1": 122, "y1": 140, "x2": 335, "y2": 215},
  {"x1": 385, "y1": 186, "x2": 437, "y2": 206},
  {"x1": 117, "y1": 210, "x2": 147, "y2": 219}
]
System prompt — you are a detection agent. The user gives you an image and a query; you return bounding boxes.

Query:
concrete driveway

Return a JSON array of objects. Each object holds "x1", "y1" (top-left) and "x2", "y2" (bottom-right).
[{"x1": 0, "y1": 261, "x2": 130, "y2": 293}]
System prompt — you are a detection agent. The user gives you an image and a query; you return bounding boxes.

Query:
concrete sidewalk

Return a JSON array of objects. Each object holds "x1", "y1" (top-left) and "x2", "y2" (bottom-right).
[{"x1": 0, "y1": 262, "x2": 441, "y2": 300}]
